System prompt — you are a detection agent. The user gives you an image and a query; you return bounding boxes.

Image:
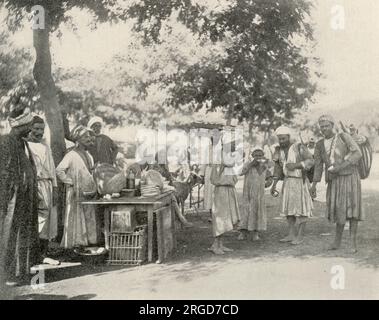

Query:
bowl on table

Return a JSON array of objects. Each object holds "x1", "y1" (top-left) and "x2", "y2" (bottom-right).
[{"x1": 82, "y1": 191, "x2": 97, "y2": 199}]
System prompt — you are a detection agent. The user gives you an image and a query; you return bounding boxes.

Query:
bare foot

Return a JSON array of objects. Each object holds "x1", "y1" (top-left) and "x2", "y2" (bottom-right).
[
  {"x1": 208, "y1": 247, "x2": 225, "y2": 255},
  {"x1": 252, "y1": 234, "x2": 261, "y2": 241},
  {"x1": 327, "y1": 243, "x2": 340, "y2": 251},
  {"x1": 291, "y1": 238, "x2": 304, "y2": 245},
  {"x1": 348, "y1": 247, "x2": 358, "y2": 254},
  {"x1": 280, "y1": 235, "x2": 296, "y2": 243},
  {"x1": 237, "y1": 233, "x2": 247, "y2": 241},
  {"x1": 221, "y1": 245, "x2": 234, "y2": 252}
]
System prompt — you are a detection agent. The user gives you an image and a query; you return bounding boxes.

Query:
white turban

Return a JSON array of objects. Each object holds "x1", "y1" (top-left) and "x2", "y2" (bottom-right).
[
  {"x1": 275, "y1": 126, "x2": 291, "y2": 136},
  {"x1": 70, "y1": 125, "x2": 92, "y2": 142},
  {"x1": 87, "y1": 116, "x2": 104, "y2": 129},
  {"x1": 8, "y1": 107, "x2": 34, "y2": 128}
]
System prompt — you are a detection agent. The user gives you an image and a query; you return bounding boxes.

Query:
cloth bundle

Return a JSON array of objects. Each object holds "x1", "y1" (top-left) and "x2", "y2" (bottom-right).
[{"x1": 93, "y1": 163, "x2": 126, "y2": 195}]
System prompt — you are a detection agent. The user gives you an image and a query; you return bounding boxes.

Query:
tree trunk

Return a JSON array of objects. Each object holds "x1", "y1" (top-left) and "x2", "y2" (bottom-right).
[
  {"x1": 226, "y1": 99, "x2": 235, "y2": 126},
  {"x1": 33, "y1": 14, "x2": 65, "y2": 165},
  {"x1": 33, "y1": 11, "x2": 66, "y2": 239},
  {"x1": 248, "y1": 122, "x2": 254, "y2": 143}
]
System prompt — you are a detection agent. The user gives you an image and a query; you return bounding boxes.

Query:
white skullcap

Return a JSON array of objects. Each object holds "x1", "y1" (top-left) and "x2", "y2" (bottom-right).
[{"x1": 318, "y1": 114, "x2": 335, "y2": 124}]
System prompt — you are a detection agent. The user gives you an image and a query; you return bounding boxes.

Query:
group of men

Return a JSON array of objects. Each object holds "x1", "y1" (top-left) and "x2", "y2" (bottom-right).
[
  {"x1": 270, "y1": 115, "x2": 363, "y2": 252},
  {"x1": 0, "y1": 105, "x2": 366, "y2": 294},
  {"x1": 0, "y1": 107, "x2": 117, "y2": 292}
]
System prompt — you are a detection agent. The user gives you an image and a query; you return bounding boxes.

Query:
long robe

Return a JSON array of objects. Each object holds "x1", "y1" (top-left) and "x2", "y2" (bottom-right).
[
  {"x1": 56, "y1": 149, "x2": 98, "y2": 248},
  {"x1": 202, "y1": 165, "x2": 215, "y2": 211},
  {"x1": 210, "y1": 165, "x2": 240, "y2": 237},
  {"x1": 239, "y1": 163, "x2": 269, "y2": 231},
  {"x1": 0, "y1": 134, "x2": 40, "y2": 282},
  {"x1": 274, "y1": 143, "x2": 314, "y2": 219},
  {"x1": 28, "y1": 142, "x2": 58, "y2": 240},
  {"x1": 313, "y1": 133, "x2": 363, "y2": 224}
]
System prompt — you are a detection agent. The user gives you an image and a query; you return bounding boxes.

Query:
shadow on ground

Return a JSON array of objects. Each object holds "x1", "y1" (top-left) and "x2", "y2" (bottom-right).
[
  {"x1": 142, "y1": 187, "x2": 379, "y2": 283},
  {"x1": 14, "y1": 293, "x2": 96, "y2": 300},
  {"x1": 12, "y1": 178, "x2": 379, "y2": 299}
]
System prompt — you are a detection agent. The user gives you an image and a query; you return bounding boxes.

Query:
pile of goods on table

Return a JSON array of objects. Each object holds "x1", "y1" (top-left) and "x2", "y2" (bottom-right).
[{"x1": 141, "y1": 170, "x2": 175, "y2": 197}]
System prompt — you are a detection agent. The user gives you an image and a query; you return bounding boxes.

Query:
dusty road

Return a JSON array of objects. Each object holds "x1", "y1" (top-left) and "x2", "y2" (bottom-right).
[{"x1": 7, "y1": 160, "x2": 379, "y2": 300}]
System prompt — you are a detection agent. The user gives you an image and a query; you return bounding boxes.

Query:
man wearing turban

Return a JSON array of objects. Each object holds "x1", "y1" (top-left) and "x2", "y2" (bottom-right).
[
  {"x1": 56, "y1": 125, "x2": 98, "y2": 248},
  {"x1": 27, "y1": 116, "x2": 60, "y2": 266},
  {"x1": 271, "y1": 126, "x2": 314, "y2": 245},
  {"x1": 310, "y1": 115, "x2": 363, "y2": 253},
  {"x1": 0, "y1": 107, "x2": 41, "y2": 290},
  {"x1": 87, "y1": 116, "x2": 118, "y2": 166}
]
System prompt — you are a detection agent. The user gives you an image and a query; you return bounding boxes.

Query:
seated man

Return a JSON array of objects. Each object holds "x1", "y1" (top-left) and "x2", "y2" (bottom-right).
[{"x1": 130, "y1": 156, "x2": 193, "y2": 228}]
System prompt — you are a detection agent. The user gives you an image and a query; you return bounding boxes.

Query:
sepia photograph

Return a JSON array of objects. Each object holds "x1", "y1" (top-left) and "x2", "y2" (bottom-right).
[{"x1": 0, "y1": 0, "x2": 378, "y2": 303}]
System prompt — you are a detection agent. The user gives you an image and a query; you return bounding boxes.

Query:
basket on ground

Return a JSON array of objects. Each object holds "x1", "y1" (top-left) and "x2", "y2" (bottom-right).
[{"x1": 107, "y1": 225, "x2": 147, "y2": 266}]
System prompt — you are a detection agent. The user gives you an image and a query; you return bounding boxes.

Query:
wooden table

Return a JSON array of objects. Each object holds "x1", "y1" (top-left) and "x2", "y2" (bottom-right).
[{"x1": 81, "y1": 191, "x2": 176, "y2": 263}]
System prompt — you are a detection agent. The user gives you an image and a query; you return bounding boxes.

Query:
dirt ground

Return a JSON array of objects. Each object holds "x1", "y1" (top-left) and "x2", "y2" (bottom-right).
[{"x1": 6, "y1": 159, "x2": 379, "y2": 300}]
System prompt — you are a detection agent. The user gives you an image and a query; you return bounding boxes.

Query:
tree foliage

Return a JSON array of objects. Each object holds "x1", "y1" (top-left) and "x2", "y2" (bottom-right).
[
  {"x1": 1, "y1": 0, "x2": 320, "y2": 133},
  {"x1": 0, "y1": 30, "x2": 32, "y2": 105},
  {"x1": 126, "y1": 0, "x2": 320, "y2": 129}
]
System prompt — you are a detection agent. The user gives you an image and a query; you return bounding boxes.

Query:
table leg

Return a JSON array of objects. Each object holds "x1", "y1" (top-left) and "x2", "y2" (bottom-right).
[
  {"x1": 147, "y1": 208, "x2": 154, "y2": 262},
  {"x1": 104, "y1": 208, "x2": 110, "y2": 250},
  {"x1": 156, "y1": 209, "x2": 163, "y2": 264},
  {"x1": 171, "y1": 200, "x2": 177, "y2": 250}
]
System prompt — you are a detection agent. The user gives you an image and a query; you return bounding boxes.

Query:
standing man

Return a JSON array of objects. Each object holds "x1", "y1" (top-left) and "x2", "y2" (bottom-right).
[
  {"x1": 57, "y1": 125, "x2": 98, "y2": 248},
  {"x1": 271, "y1": 126, "x2": 314, "y2": 245},
  {"x1": 28, "y1": 116, "x2": 60, "y2": 265},
  {"x1": 200, "y1": 133, "x2": 222, "y2": 216},
  {"x1": 87, "y1": 116, "x2": 118, "y2": 166},
  {"x1": 0, "y1": 107, "x2": 40, "y2": 290},
  {"x1": 310, "y1": 115, "x2": 363, "y2": 253}
]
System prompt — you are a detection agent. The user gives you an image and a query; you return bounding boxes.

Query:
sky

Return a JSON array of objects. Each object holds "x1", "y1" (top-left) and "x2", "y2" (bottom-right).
[
  {"x1": 312, "y1": 0, "x2": 379, "y2": 111},
  {"x1": 7, "y1": 0, "x2": 379, "y2": 113}
]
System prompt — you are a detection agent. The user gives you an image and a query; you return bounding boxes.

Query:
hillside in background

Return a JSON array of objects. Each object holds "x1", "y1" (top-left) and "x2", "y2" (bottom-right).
[
  {"x1": 329, "y1": 101, "x2": 379, "y2": 127},
  {"x1": 309, "y1": 100, "x2": 379, "y2": 151},
  {"x1": 305, "y1": 100, "x2": 379, "y2": 129}
]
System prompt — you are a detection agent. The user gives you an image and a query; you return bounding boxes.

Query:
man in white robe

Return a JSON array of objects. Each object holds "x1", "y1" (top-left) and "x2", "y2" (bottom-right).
[
  {"x1": 270, "y1": 126, "x2": 314, "y2": 245},
  {"x1": 57, "y1": 125, "x2": 98, "y2": 248},
  {"x1": 28, "y1": 116, "x2": 59, "y2": 265},
  {"x1": 200, "y1": 134, "x2": 222, "y2": 214}
]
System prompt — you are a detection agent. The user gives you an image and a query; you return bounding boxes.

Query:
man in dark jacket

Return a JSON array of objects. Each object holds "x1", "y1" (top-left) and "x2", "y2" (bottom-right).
[
  {"x1": 0, "y1": 107, "x2": 40, "y2": 292},
  {"x1": 87, "y1": 116, "x2": 118, "y2": 166}
]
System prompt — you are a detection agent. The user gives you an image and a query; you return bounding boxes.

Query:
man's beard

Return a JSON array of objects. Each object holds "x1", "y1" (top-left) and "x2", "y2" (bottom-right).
[
  {"x1": 279, "y1": 142, "x2": 290, "y2": 148},
  {"x1": 321, "y1": 130, "x2": 333, "y2": 138}
]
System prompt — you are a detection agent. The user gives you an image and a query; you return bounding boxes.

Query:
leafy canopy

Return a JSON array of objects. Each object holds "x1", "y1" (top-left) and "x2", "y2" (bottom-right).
[{"x1": 1, "y1": 0, "x2": 319, "y2": 130}]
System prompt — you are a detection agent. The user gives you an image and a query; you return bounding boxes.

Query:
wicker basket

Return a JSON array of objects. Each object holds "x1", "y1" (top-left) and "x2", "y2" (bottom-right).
[{"x1": 107, "y1": 225, "x2": 147, "y2": 266}]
